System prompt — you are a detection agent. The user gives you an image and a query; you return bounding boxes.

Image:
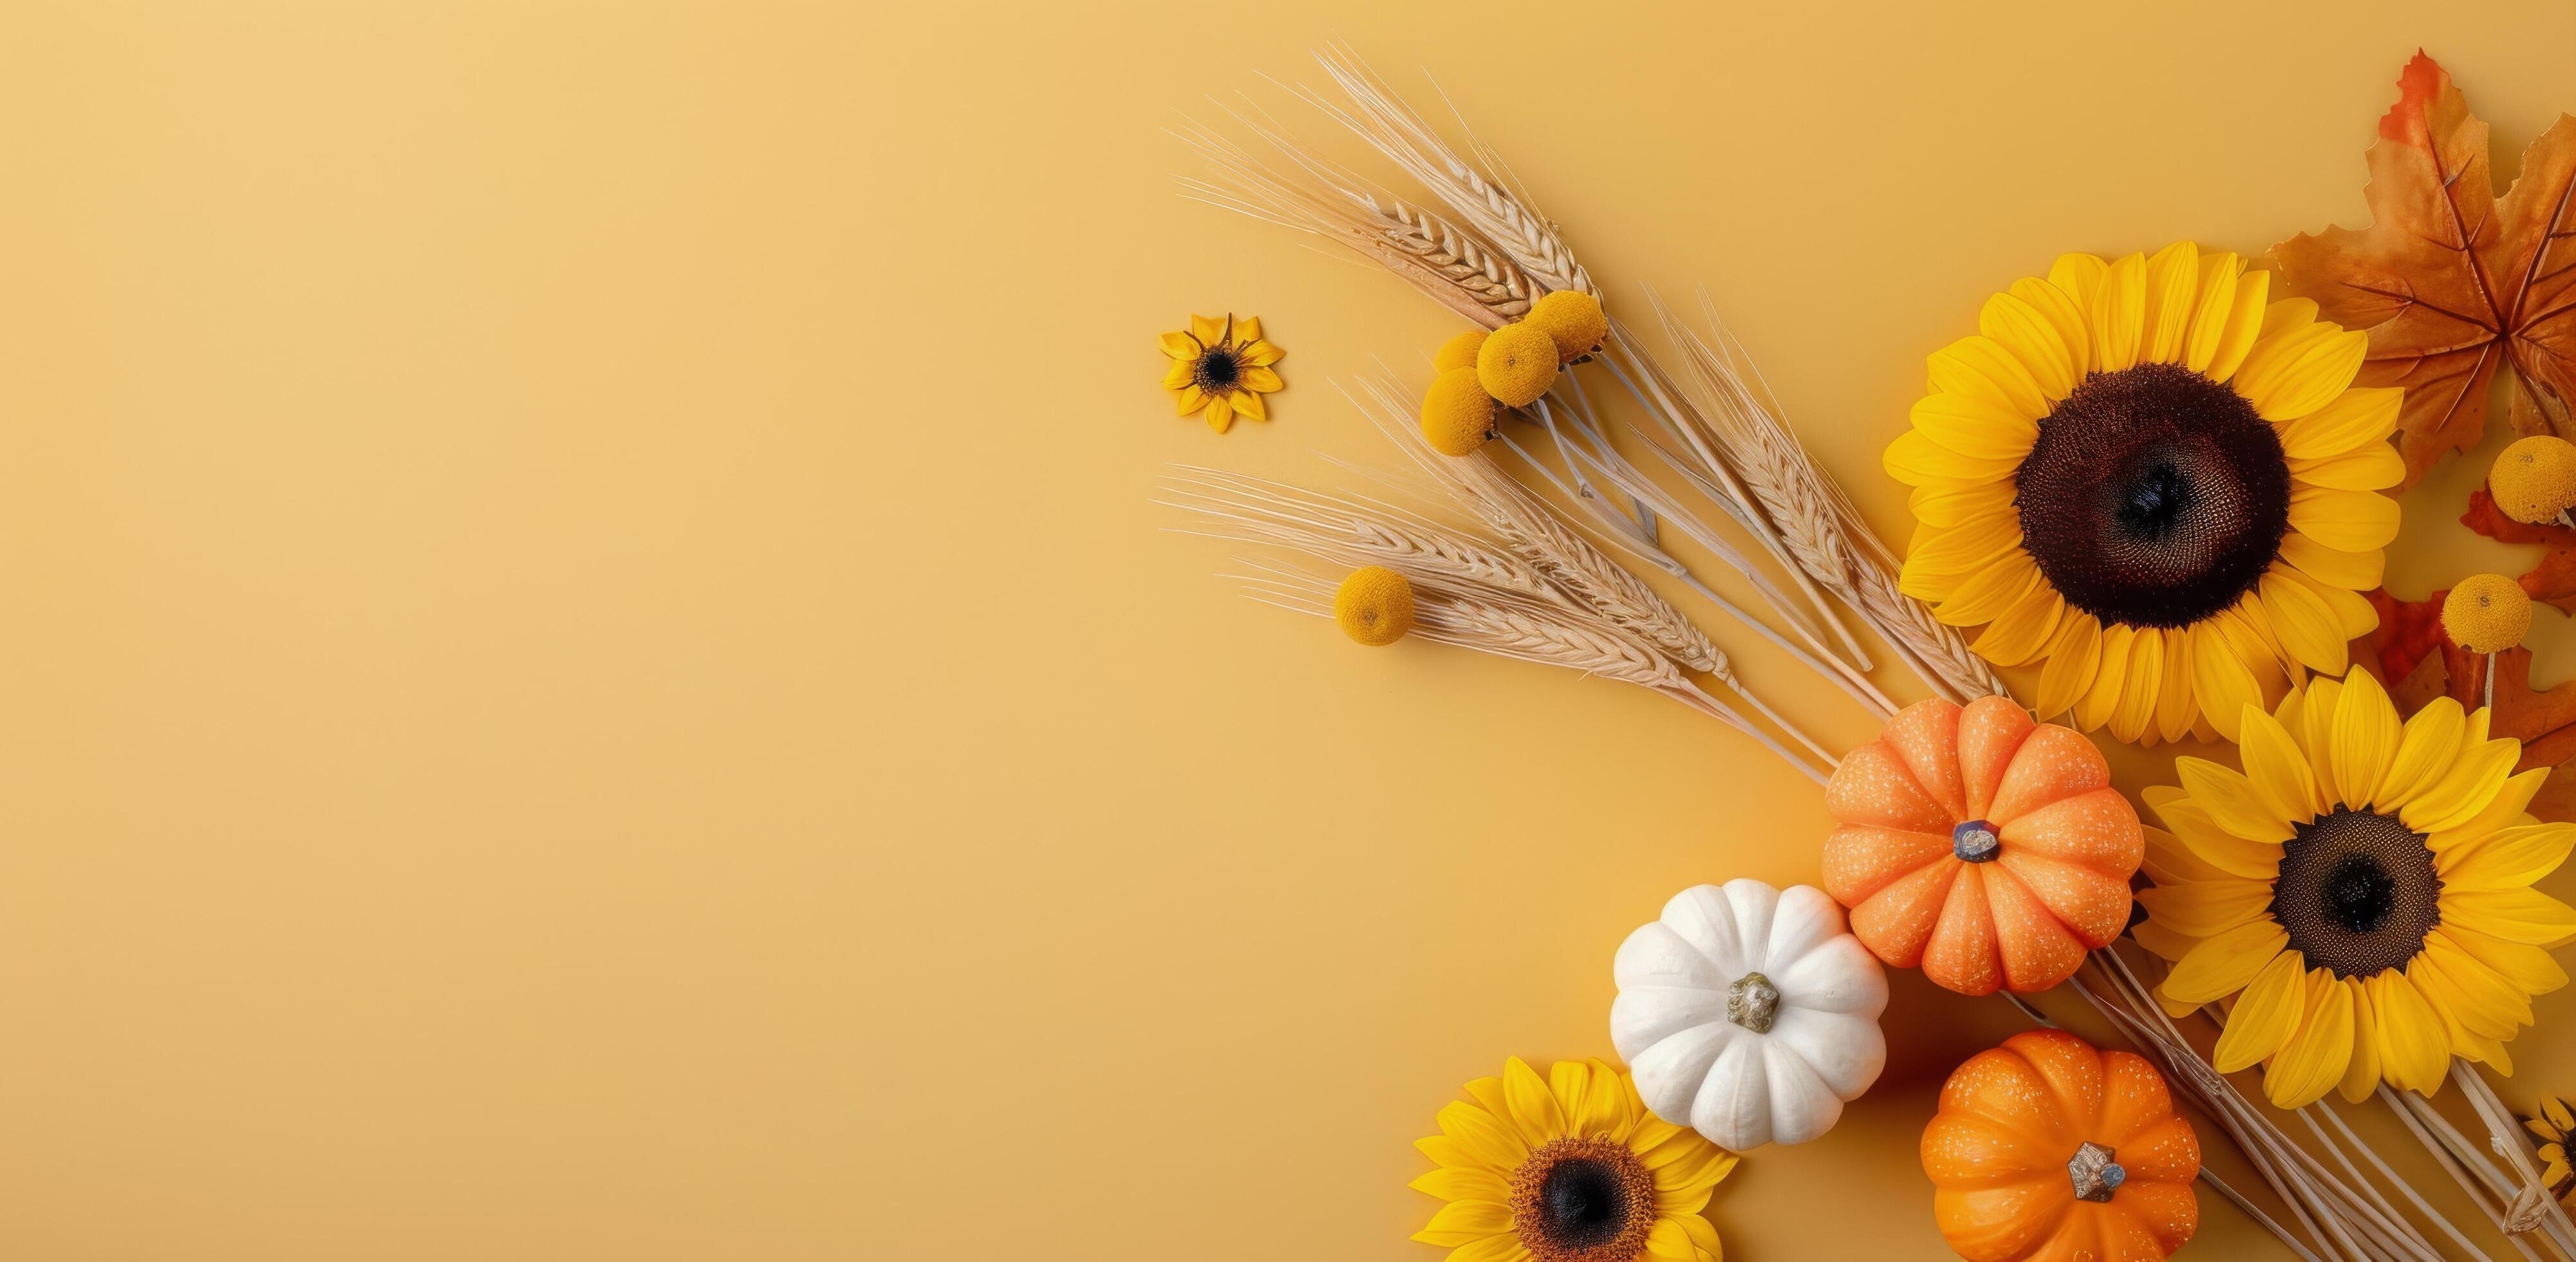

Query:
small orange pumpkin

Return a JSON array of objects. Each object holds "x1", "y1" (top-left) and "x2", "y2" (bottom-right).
[
  {"x1": 1922, "y1": 1030, "x2": 2201, "y2": 1261},
  {"x1": 1823, "y1": 695, "x2": 2141, "y2": 994}
]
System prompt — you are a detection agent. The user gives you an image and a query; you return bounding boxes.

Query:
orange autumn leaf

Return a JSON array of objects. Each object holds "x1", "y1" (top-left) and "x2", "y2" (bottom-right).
[
  {"x1": 2272, "y1": 52, "x2": 2576, "y2": 488},
  {"x1": 2462, "y1": 486, "x2": 2576, "y2": 614}
]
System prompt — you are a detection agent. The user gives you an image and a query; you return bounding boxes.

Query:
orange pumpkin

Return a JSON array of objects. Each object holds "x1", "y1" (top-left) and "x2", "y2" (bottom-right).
[
  {"x1": 1922, "y1": 1030, "x2": 2200, "y2": 1261},
  {"x1": 1823, "y1": 695, "x2": 2140, "y2": 995}
]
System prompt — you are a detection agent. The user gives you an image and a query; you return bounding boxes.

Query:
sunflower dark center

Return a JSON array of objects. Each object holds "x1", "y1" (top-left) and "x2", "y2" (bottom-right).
[
  {"x1": 2015, "y1": 362, "x2": 2291, "y2": 628},
  {"x1": 1508, "y1": 1136, "x2": 1658, "y2": 1262},
  {"x1": 2271, "y1": 807, "x2": 2441, "y2": 978},
  {"x1": 1193, "y1": 347, "x2": 1241, "y2": 391}
]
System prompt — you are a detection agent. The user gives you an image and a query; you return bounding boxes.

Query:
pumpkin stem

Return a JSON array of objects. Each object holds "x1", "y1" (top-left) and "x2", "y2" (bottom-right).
[
  {"x1": 1725, "y1": 972, "x2": 1780, "y2": 1033},
  {"x1": 2067, "y1": 1141, "x2": 2126, "y2": 1202},
  {"x1": 1950, "y1": 819, "x2": 2001, "y2": 863}
]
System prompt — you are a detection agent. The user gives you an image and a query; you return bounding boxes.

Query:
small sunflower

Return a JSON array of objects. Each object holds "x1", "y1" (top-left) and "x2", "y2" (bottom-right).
[
  {"x1": 2134, "y1": 670, "x2": 2576, "y2": 1109},
  {"x1": 1159, "y1": 313, "x2": 1283, "y2": 432},
  {"x1": 1412, "y1": 1057, "x2": 1735, "y2": 1262},
  {"x1": 1889, "y1": 244, "x2": 2402, "y2": 745},
  {"x1": 2523, "y1": 1095, "x2": 2576, "y2": 1201}
]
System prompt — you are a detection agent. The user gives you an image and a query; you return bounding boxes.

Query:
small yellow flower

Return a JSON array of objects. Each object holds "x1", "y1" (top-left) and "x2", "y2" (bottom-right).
[
  {"x1": 1477, "y1": 323, "x2": 1560, "y2": 408},
  {"x1": 1159, "y1": 313, "x2": 1283, "y2": 433},
  {"x1": 1411, "y1": 1057, "x2": 1735, "y2": 1262},
  {"x1": 2492, "y1": 435, "x2": 2576, "y2": 524},
  {"x1": 2523, "y1": 1095, "x2": 2576, "y2": 1202},
  {"x1": 1419, "y1": 368, "x2": 1498, "y2": 457},
  {"x1": 2443, "y1": 574, "x2": 2532, "y2": 653},
  {"x1": 1335, "y1": 567, "x2": 1415, "y2": 645},
  {"x1": 1434, "y1": 328, "x2": 1488, "y2": 373},
  {"x1": 1527, "y1": 290, "x2": 1608, "y2": 363}
]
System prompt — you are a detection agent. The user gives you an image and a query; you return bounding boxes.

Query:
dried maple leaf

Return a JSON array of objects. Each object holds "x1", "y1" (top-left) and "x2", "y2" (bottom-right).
[
  {"x1": 2272, "y1": 52, "x2": 2576, "y2": 487},
  {"x1": 2462, "y1": 486, "x2": 2576, "y2": 612}
]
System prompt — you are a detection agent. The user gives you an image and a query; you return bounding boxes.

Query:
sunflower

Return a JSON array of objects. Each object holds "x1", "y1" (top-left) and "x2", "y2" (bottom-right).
[
  {"x1": 2132, "y1": 670, "x2": 2576, "y2": 1109},
  {"x1": 1159, "y1": 313, "x2": 1283, "y2": 432},
  {"x1": 2526, "y1": 1095, "x2": 2576, "y2": 1201},
  {"x1": 1412, "y1": 1057, "x2": 1736, "y2": 1262},
  {"x1": 1887, "y1": 243, "x2": 2402, "y2": 745}
]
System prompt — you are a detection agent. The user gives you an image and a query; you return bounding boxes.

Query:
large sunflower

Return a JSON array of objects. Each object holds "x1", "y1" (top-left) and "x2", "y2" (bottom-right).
[
  {"x1": 1887, "y1": 243, "x2": 2402, "y2": 745},
  {"x1": 1411, "y1": 1057, "x2": 1736, "y2": 1262},
  {"x1": 2133, "y1": 670, "x2": 2576, "y2": 1109}
]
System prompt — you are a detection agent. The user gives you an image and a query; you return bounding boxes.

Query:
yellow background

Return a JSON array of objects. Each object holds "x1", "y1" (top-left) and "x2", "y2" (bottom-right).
[{"x1": 8, "y1": 1, "x2": 2576, "y2": 1258}]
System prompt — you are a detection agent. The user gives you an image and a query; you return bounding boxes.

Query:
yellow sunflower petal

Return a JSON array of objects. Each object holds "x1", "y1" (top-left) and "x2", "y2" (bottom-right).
[
  {"x1": 2091, "y1": 252, "x2": 2147, "y2": 374},
  {"x1": 2183, "y1": 251, "x2": 2244, "y2": 373},
  {"x1": 2442, "y1": 888, "x2": 2576, "y2": 946},
  {"x1": 2340, "y1": 978, "x2": 2384, "y2": 1104},
  {"x1": 1502, "y1": 1057, "x2": 1567, "y2": 1148},
  {"x1": 2190, "y1": 620, "x2": 2264, "y2": 743},
  {"x1": 1885, "y1": 429, "x2": 2017, "y2": 487},
  {"x1": 2142, "y1": 822, "x2": 2235, "y2": 886},
  {"x1": 2010, "y1": 276, "x2": 2091, "y2": 380},
  {"x1": 1238, "y1": 339, "x2": 1283, "y2": 368},
  {"x1": 2290, "y1": 444, "x2": 2407, "y2": 492},
  {"x1": 2178, "y1": 755, "x2": 2297, "y2": 844},
  {"x1": 1413, "y1": 1199, "x2": 1513, "y2": 1246},
  {"x1": 2076, "y1": 623, "x2": 2134, "y2": 732},
  {"x1": 2288, "y1": 486, "x2": 2402, "y2": 553},
  {"x1": 2417, "y1": 939, "x2": 2530, "y2": 1038},
  {"x1": 2162, "y1": 918, "x2": 2291, "y2": 1004},
  {"x1": 2427, "y1": 767, "x2": 2549, "y2": 852},
  {"x1": 2237, "y1": 323, "x2": 2369, "y2": 421},
  {"x1": 2214, "y1": 948, "x2": 2312, "y2": 1071},
  {"x1": 1677, "y1": 1209, "x2": 1724, "y2": 1257},
  {"x1": 1176, "y1": 384, "x2": 1208, "y2": 416},
  {"x1": 2203, "y1": 267, "x2": 2273, "y2": 382},
  {"x1": 2036, "y1": 612, "x2": 2103, "y2": 722},
  {"x1": 2441, "y1": 925, "x2": 2570, "y2": 995},
  {"x1": 2156, "y1": 626, "x2": 2198, "y2": 744},
  {"x1": 2278, "y1": 532, "x2": 2385, "y2": 592},
  {"x1": 2049, "y1": 252, "x2": 2109, "y2": 309},
  {"x1": 2259, "y1": 570, "x2": 2349, "y2": 675},
  {"x1": 2440, "y1": 822, "x2": 2576, "y2": 891},
  {"x1": 2261, "y1": 296, "x2": 2321, "y2": 339},
  {"x1": 2264, "y1": 968, "x2": 2356, "y2": 1108},
  {"x1": 1191, "y1": 314, "x2": 1227, "y2": 345},
  {"x1": 1437, "y1": 1100, "x2": 1527, "y2": 1170},
  {"x1": 1911, "y1": 480, "x2": 2017, "y2": 527},
  {"x1": 2147, "y1": 790, "x2": 2286, "y2": 878},
  {"x1": 2278, "y1": 386, "x2": 2402, "y2": 460},
  {"x1": 1159, "y1": 330, "x2": 1201, "y2": 359},
  {"x1": 2294, "y1": 677, "x2": 2342, "y2": 800},
  {"x1": 2328, "y1": 667, "x2": 2400, "y2": 809},
  {"x1": 2137, "y1": 880, "x2": 2273, "y2": 936},
  {"x1": 1936, "y1": 552, "x2": 2040, "y2": 626},
  {"x1": 1905, "y1": 515, "x2": 2024, "y2": 585},
  {"x1": 2240, "y1": 702, "x2": 2324, "y2": 822},
  {"x1": 1647, "y1": 1218, "x2": 1697, "y2": 1260},
  {"x1": 2547, "y1": 1098, "x2": 2575, "y2": 1134},
  {"x1": 1206, "y1": 400, "x2": 1233, "y2": 431},
  {"x1": 1974, "y1": 581, "x2": 2066, "y2": 667},
  {"x1": 2378, "y1": 698, "x2": 2467, "y2": 812},
  {"x1": 1981, "y1": 290, "x2": 2078, "y2": 400},
  {"x1": 1411, "y1": 1166, "x2": 1512, "y2": 1203},
  {"x1": 1912, "y1": 391, "x2": 2041, "y2": 460},
  {"x1": 1230, "y1": 388, "x2": 1267, "y2": 422},
  {"x1": 2400, "y1": 735, "x2": 2520, "y2": 835},
  {"x1": 1242, "y1": 365, "x2": 1284, "y2": 392},
  {"x1": 2371, "y1": 971, "x2": 2452, "y2": 1093},
  {"x1": 1163, "y1": 359, "x2": 1195, "y2": 389},
  {"x1": 1231, "y1": 316, "x2": 1262, "y2": 344},
  {"x1": 2140, "y1": 241, "x2": 2201, "y2": 364},
  {"x1": 2113, "y1": 626, "x2": 2163, "y2": 743}
]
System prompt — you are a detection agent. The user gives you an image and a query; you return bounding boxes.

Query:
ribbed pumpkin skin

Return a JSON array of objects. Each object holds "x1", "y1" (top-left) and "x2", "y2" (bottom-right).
[
  {"x1": 1822, "y1": 695, "x2": 2142, "y2": 995},
  {"x1": 1922, "y1": 1030, "x2": 2200, "y2": 1261}
]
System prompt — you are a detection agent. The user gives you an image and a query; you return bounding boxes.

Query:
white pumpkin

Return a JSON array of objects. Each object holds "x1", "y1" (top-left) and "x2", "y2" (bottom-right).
[{"x1": 1610, "y1": 879, "x2": 1889, "y2": 1150}]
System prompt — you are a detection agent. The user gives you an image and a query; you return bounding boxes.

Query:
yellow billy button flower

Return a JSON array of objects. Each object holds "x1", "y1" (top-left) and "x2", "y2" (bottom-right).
[
  {"x1": 1887, "y1": 243, "x2": 2400, "y2": 746},
  {"x1": 2490, "y1": 435, "x2": 2576, "y2": 525},
  {"x1": 1158, "y1": 313, "x2": 1283, "y2": 433},
  {"x1": 1420, "y1": 368, "x2": 1500, "y2": 458},
  {"x1": 1527, "y1": 290, "x2": 1608, "y2": 363},
  {"x1": 1410, "y1": 1057, "x2": 1736, "y2": 1262},
  {"x1": 1435, "y1": 328, "x2": 1489, "y2": 373},
  {"x1": 1334, "y1": 567, "x2": 1415, "y2": 646},
  {"x1": 1477, "y1": 323, "x2": 1560, "y2": 408},
  {"x1": 2133, "y1": 670, "x2": 2576, "y2": 1109},
  {"x1": 2443, "y1": 575, "x2": 2532, "y2": 654}
]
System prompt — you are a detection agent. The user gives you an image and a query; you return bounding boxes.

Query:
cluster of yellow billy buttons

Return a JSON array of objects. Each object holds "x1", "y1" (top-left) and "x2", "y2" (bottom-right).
[
  {"x1": 2445, "y1": 437, "x2": 2562, "y2": 657},
  {"x1": 1417, "y1": 291, "x2": 1609, "y2": 457}
]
